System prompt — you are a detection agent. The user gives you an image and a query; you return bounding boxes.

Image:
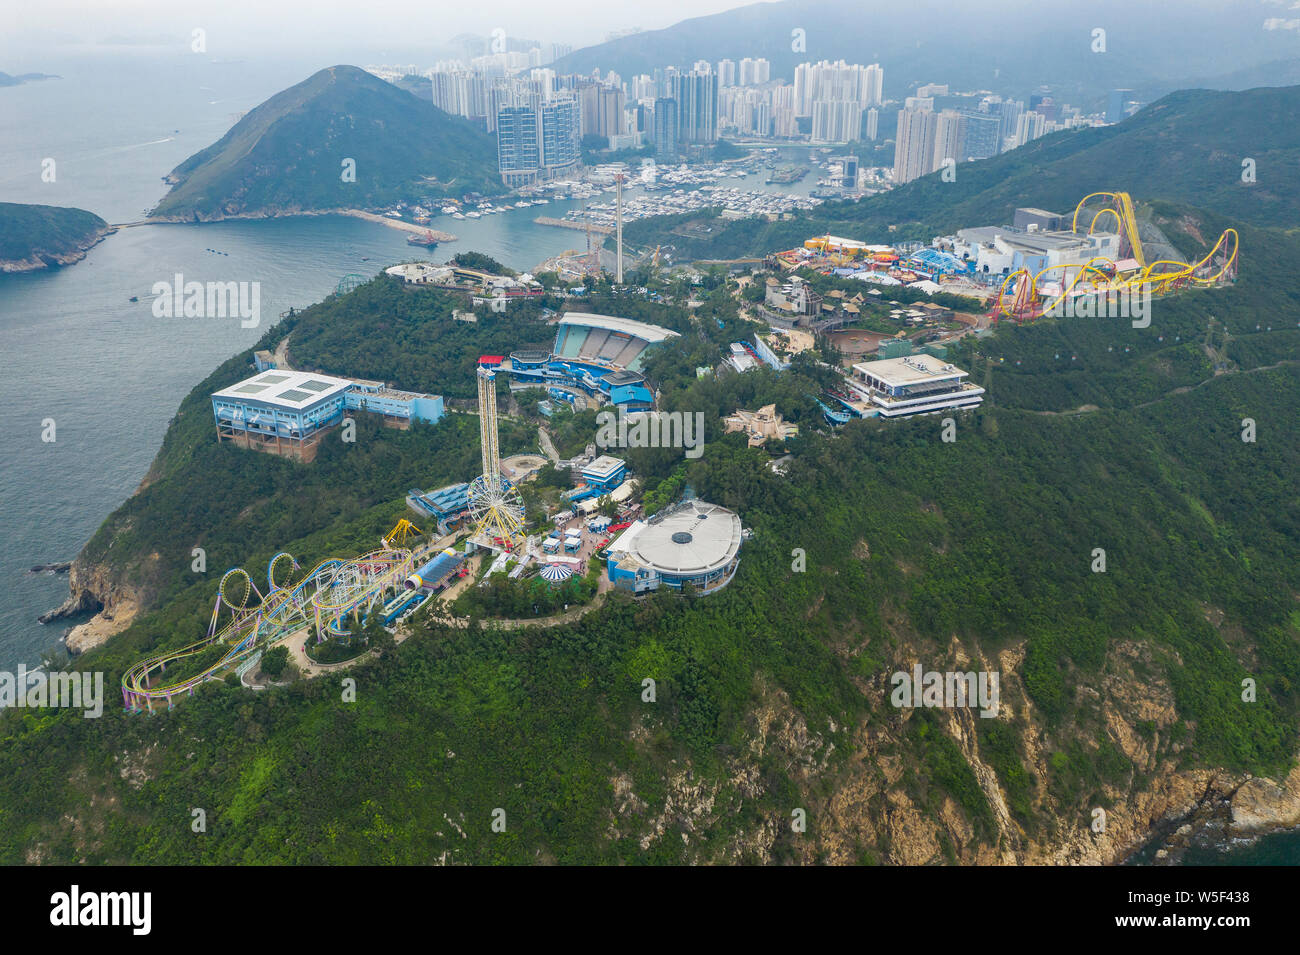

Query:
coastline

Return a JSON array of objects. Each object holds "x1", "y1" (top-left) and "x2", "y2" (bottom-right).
[
  {"x1": 1121, "y1": 762, "x2": 1300, "y2": 864},
  {"x1": 133, "y1": 208, "x2": 457, "y2": 242},
  {"x1": 0, "y1": 225, "x2": 116, "y2": 274}
]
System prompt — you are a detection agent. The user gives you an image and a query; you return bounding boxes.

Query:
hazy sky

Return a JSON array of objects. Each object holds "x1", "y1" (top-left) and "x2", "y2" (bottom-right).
[{"x1": 6, "y1": 0, "x2": 754, "y2": 59}]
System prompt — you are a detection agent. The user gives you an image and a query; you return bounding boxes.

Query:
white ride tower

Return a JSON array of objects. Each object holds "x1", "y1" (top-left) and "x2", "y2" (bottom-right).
[{"x1": 467, "y1": 363, "x2": 526, "y2": 550}]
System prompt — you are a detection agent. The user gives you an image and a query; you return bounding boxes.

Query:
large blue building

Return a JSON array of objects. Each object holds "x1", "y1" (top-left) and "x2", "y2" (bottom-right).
[
  {"x1": 212, "y1": 370, "x2": 355, "y2": 462},
  {"x1": 212, "y1": 370, "x2": 444, "y2": 461},
  {"x1": 345, "y1": 379, "x2": 445, "y2": 428}
]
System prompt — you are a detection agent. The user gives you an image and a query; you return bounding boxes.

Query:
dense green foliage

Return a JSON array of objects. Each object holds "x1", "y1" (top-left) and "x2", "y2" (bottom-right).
[
  {"x1": 287, "y1": 276, "x2": 556, "y2": 400},
  {"x1": 0, "y1": 201, "x2": 108, "y2": 263},
  {"x1": 152, "y1": 65, "x2": 499, "y2": 219},
  {"x1": 4, "y1": 342, "x2": 1295, "y2": 861},
  {"x1": 3, "y1": 92, "x2": 1298, "y2": 861}
]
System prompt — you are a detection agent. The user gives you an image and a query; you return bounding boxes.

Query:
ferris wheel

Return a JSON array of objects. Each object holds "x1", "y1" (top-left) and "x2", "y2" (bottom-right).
[{"x1": 467, "y1": 472, "x2": 526, "y2": 545}]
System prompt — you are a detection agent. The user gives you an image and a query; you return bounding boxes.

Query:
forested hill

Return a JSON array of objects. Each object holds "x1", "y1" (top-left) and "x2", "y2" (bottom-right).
[
  {"x1": 626, "y1": 84, "x2": 1300, "y2": 259},
  {"x1": 2, "y1": 246, "x2": 1297, "y2": 862},
  {"x1": 151, "y1": 65, "x2": 499, "y2": 220},
  {"x1": 0, "y1": 201, "x2": 110, "y2": 272}
]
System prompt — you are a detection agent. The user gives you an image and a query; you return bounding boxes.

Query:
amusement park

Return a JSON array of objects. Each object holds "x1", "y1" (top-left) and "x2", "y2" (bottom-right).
[
  {"x1": 124, "y1": 360, "x2": 533, "y2": 713},
  {"x1": 124, "y1": 185, "x2": 1238, "y2": 713},
  {"x1": 126, "y1": 316, "x2": 746, "y2": 712},
  {"x1": 767, "y1": 189, "x2": 1238, "y2": 328}
]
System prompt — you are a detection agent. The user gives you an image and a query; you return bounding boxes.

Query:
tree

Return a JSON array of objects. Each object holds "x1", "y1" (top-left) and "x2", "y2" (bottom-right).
[{"x1": 261, "y1": 645, "x2": 289, "y2": 679}]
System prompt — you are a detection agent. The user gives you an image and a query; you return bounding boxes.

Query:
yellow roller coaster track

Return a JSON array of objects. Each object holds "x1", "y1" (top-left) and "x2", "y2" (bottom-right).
[{"x1": 994, "y1": 191, "x2": 1238, "y2": 322}]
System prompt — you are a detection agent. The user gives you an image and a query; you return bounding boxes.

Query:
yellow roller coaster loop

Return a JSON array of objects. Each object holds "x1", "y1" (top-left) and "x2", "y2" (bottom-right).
[
  {"x1": 993, "y1": 191, "x2": 1239, "y2": 322},
  {"x1": 1073, "y1": 191, "x2": 1145, "y2": 265}
]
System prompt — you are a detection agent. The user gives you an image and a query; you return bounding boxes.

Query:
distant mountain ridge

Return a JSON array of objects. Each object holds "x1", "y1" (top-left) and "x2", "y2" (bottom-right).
[
  {"x1": 556, "y1": 0, "x2": 1300, "y2": 103},
  {"x1": 152, "y1": 65, "x2": 498, "y2": 221}
]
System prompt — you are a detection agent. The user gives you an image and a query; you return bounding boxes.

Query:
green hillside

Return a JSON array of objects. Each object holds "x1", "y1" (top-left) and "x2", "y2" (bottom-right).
[
  {"x1": 2, "y1": 249, "x2": 1297, "y2": 862},
  {"x1": 3, "y1": 75, "x2": 1298, "y2": 864},
  {"x1": 152, "y1": 65, "x2": 499, "y2": 220},
  {"x1": 0, "y1": 201, "x2": 108, "y2": 267}
]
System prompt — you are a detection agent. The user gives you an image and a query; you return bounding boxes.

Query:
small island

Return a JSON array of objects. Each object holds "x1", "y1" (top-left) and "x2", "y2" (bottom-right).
[
  {"x1": 0, "y1": 202, "x2": 113, "y2": 273},
  {"x1": 0, "y1": 71, "x2": 60, "y2": 88}
]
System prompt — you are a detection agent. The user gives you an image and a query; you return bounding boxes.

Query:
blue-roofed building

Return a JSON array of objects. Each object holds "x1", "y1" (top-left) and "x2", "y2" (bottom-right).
[
  {"x1": 404, "y1": 548, "x2": 466, "y2": 591},
  {"x1": 907, "y1": 248, "x2": 971, "y2": 276},
  {"x1": 609, "y1": 384, "x2": 653, "y2": 412},
  {"x1": 407, "y1": 482, "x2": 471, "y2": 534}
]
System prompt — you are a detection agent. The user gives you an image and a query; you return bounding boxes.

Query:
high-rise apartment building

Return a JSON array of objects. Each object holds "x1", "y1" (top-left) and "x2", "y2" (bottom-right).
[
  {"x1": 671, "y1": 69, "x2": 718, "y2": 143},
  {"x1": 431, "y1": 70, "x2": 491, "y2": 128},
  {"x1": 893, "y1": 106, "x2": 938, "y2": 184},
  {"x1": 811, "y1": 100, "x2": 862, "y2": 143},
  {"x1": 864, "y1": 107, "x2": 879, "y2": 141},
  {"x1": 794, "y1": 60, "x2": 883, "y2": 116},
  {"x1": 496, "y1": 91, "x2": 581, "y2": 187},
  {"x1": 652, "y1": 97, "x2": 679, "y2": 162},
  {"x1": 961, "y1": 111, "x2": 1001, "y2": 160},
  {"x1": 739, "y1": 57, "x2": 770, "y2": 86},
  {"x1": 931, "y1": 109, "x2": 964, "y2": 170}
]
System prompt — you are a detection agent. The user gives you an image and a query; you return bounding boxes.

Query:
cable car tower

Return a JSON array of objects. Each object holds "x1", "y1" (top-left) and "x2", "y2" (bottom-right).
[{"x1": 467, "y1": 363, "x2": 526, "y2": 550}]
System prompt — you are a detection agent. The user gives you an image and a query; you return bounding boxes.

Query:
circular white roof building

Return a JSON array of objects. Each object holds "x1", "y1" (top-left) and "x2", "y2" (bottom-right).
[{"x1": 607, "y1": 500, "x2": 743, "y2": 594}]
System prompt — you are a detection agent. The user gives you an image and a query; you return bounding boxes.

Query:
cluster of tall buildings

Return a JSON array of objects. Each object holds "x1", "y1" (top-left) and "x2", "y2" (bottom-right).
[
  {"x1": 408, "y1": 40, "x2": 1122, "y2": 190},
  {"x1": 422, "y1": 50, "x2": 893, "y2": 182},
  {"x1": 892, "y1": 91, "x2": 1090, "y2": 184},
  {"x1": 494, "y1": 78, "x2": 583, "y2": 188}
]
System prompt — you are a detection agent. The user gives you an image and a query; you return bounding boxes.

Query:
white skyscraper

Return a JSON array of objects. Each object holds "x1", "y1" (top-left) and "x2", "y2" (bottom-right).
[
  {"x1": 893, "y1": 106, "x2": 938, "y2": 184},
  {"x1": 932, "y1": 109, "x2": 965, "y2": 170},
  {"x1": 812, "y1": 100, "x2": 862, "y2": 143},
  {"x1": 865, "y1": 63, "x2": 884, "y2": 106}
]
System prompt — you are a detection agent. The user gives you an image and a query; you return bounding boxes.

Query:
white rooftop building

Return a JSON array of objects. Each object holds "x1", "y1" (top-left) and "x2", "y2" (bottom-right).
[
  {"x1": 846, "y1": 354, "x2": 984, "y2": 418},
  {"x1": 606, "y1": 500, "x2": 743, "y2": 594}
]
